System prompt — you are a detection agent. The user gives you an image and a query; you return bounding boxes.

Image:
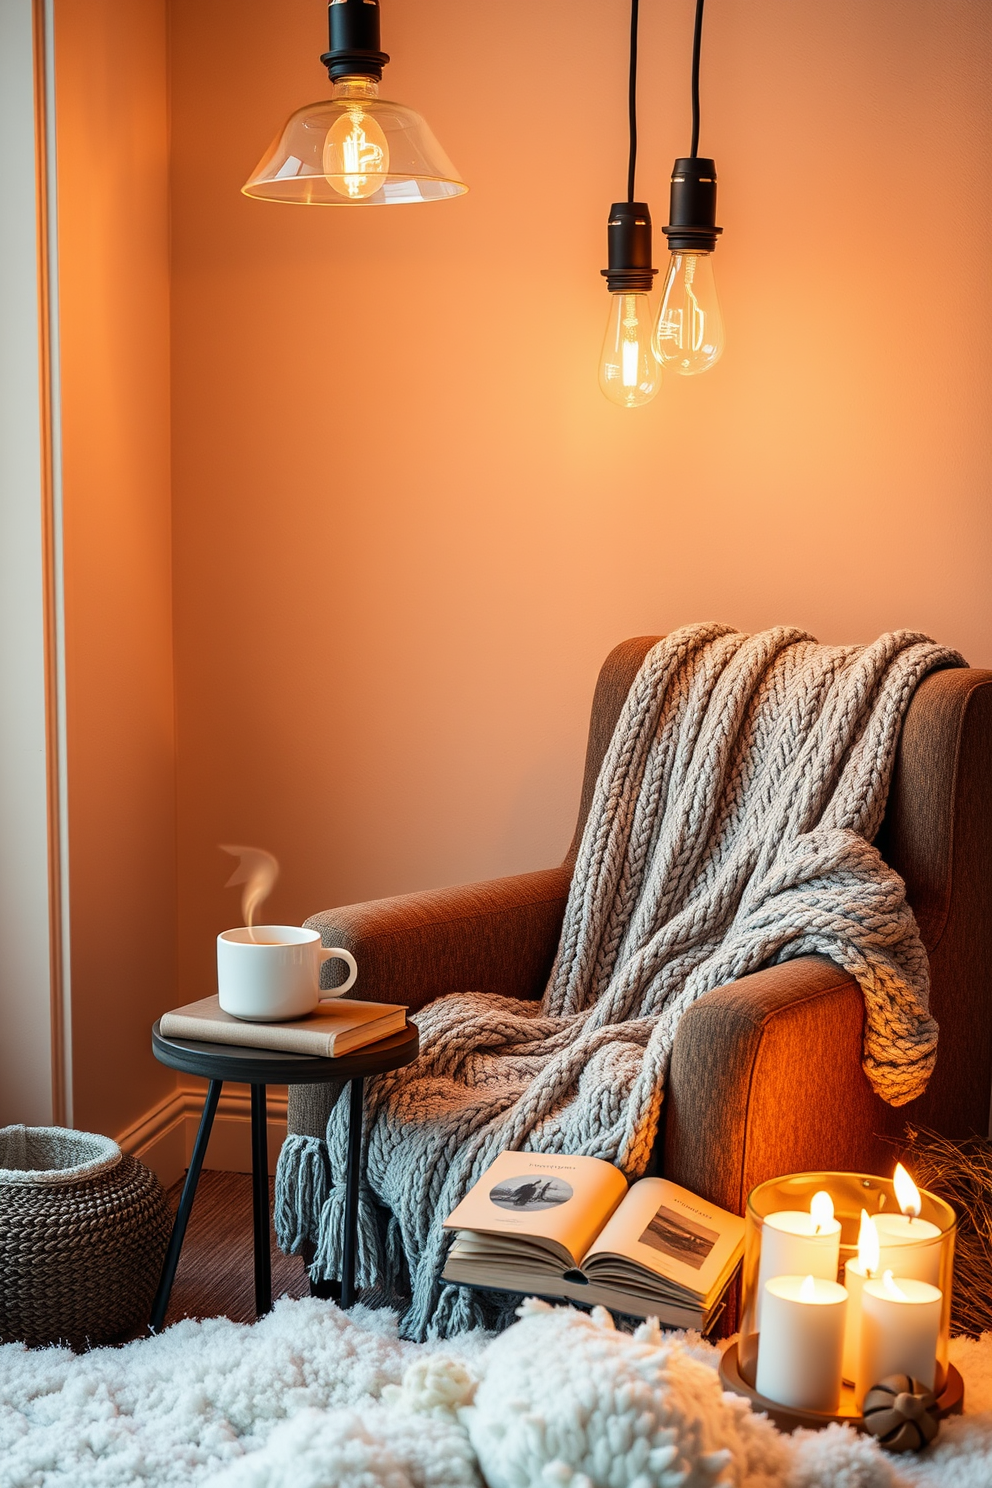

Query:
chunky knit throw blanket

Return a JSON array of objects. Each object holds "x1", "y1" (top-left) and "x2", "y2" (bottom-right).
[{"x1": 276, "y1": 624, "x2": 962, "y2": 1340}]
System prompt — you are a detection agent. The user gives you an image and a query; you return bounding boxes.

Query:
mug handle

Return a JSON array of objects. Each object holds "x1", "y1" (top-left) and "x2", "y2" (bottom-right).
[{"x1": 318, "y1": 946, "x2": 358, "y2": 998}]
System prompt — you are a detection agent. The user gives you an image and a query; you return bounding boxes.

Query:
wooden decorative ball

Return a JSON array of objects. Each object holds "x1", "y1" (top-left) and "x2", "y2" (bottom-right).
[{"x1": 862, "y1": 1375, "x2": 940, "y2": 1453}]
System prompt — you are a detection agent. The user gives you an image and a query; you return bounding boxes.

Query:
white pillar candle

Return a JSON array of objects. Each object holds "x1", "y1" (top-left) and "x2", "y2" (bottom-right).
[
  {"x1": 873, "y1": 1161, "x2": 943, "y2": 1285},
  {"x1": 874, "y1": 1213, "x2": 942, "y2": 1285},
  {"x1": 842, "y1": 1258, "x2": 872, "y2": 1384},
  {"x1": 857, "y1": 1272, "x2": 942, "y2": 1407},
  {"x1": 756, "y1": 1194, "x2": 841, "y2": 1327},
  {"x1": 755, "y1": 1275, "x2": 848, "y2": 1412},
  {"x1": 842, "y1": 1209, "x2": 881, "y2": 1385}
]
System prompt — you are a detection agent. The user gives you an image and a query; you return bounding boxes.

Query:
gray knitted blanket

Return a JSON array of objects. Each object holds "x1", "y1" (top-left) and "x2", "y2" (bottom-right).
[{"x1": 275, "y1": 624, "x2": 961, "y2": 1340}]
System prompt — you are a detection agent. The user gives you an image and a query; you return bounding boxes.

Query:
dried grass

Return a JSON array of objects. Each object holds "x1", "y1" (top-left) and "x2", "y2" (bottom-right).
[{"x1": 902, "y1": 1124, "x2": 992, "y2": 1338}]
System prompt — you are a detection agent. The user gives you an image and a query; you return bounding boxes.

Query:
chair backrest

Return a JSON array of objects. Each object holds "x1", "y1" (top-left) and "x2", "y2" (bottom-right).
[{"x1": 566, "y1": 636, "x2": 992, "y2": 1141}]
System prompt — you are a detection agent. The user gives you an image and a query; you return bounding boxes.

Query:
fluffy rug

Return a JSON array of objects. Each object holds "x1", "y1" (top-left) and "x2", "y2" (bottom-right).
[{"x1": 2, "y1": 1297, "x2": 992, "y2": 1488}]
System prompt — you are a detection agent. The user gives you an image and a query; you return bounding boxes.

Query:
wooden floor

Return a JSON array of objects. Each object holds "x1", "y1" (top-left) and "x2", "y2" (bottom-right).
[{"x1": 162, "y1": 1168, "x2": 310, "y2": 1327}]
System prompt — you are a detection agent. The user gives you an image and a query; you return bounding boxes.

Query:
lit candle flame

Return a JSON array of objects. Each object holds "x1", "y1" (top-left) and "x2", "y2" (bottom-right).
[
  {"x1": 893, "y1": 1162, "x2": 922, "y2": 1220},
  {"x1": 800, "y1": 1274, "x2": 817, "y2": 1303},
  {"x1": 810, "y1": 1191, "x2": 834, "y2": 1233},
  {"x1": 882, "y1": 1268, "x2": 908, "y2": 1301},
  {"x1": 858, "y1": 1208, "x2": 881, "y2": 1276}
]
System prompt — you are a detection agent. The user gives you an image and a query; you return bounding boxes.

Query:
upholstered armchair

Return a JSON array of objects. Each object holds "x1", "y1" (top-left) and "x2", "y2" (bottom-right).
[{"x1": 288, "y1": 638, "x2": 992, "y2": 1239}]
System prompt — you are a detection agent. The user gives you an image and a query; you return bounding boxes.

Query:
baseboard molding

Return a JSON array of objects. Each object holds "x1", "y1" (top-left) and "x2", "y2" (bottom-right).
[
  {"x1": 116, "y1": 1087, "x2": 188, "y2": 1189},
  {"x1": 117, "y1": 1082, "x2": 288, "y2": 1189}
]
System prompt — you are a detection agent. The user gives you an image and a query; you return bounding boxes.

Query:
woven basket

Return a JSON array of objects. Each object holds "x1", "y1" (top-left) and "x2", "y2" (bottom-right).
[{"x1": 0, "y1": 1125, "x2": 172, "y2": 1348}]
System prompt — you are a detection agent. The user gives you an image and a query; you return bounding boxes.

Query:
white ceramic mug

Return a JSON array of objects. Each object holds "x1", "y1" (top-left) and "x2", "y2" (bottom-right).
[{"x1": 217, "y1": 925, "x2": 358, "y2": 1022}]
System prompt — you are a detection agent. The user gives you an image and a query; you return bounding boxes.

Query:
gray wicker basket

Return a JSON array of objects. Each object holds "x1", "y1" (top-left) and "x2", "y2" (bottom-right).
[{"x1": 0, "y1": 1125, "x2": 172, "y2": 1347}]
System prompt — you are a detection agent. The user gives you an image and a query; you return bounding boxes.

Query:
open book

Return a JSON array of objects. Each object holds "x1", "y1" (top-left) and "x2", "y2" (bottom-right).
[{"x1": 441, "y1": 1151, "x2": 744, "y2": 1329}]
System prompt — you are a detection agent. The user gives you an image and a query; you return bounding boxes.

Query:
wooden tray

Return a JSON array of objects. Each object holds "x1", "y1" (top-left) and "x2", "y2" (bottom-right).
[{"x1": 718, "y1": 1341, "x2": 964, "y2": 1433}]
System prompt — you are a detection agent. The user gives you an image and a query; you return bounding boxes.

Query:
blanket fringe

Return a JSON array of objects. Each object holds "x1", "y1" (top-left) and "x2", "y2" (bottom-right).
[
  {"x1": 384, "y1": 1213, "x2": 408, "y2": 1292},
  {"x1": 411, "y1": 1281, "x2": 489, "y2": 1340},
  {"x1": 312, "y1": 1179, "x2": 384, "y2": 1288},
  {"x1": 274, "y1": 1135, "x2": 329, "y2": 1253}
]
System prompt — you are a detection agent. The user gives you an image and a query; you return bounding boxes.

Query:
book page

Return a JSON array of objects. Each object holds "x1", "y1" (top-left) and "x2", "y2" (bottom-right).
[
  {"x1": 443, "y1": 1151, "x2": 627, "y2": 1267},
  {"x1": 582, "y1": 1177, "x2": 744, "y2": 1302}
]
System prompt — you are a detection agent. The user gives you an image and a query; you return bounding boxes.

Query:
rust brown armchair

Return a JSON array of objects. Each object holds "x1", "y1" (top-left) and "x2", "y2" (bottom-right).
[{"x1": 289, "y1": 638, "x2": 992, "y2": 1230}]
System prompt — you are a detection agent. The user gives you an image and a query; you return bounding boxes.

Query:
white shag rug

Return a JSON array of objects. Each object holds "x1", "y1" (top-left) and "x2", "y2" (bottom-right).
[{"x1": 2, "y1": 1297, "x2": 992, "y2": 1488}]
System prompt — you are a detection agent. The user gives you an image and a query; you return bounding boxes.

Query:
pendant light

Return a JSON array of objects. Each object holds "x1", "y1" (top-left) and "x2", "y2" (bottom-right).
[
  {"x1": 652, "y1": 0, "x2": 725, "y2": 374},
  {"x1": 243, "y1": 0, "x2": 467, "y2": 206},
  {"x1": 598, "y1": 0, "x2": 661, "y2": 408}
]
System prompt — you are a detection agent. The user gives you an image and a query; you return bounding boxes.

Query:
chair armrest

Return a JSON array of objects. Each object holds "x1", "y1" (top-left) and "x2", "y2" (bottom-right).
[
  {"x1": 876, "y1": 669, "x2": 992, "y2": 1139},
  {"x1": 304, "y1": 866, "x2": 572, "y2": 1012},
  {"x1": 663, "y1": 955, "x2": 903, "y2": 1217}
]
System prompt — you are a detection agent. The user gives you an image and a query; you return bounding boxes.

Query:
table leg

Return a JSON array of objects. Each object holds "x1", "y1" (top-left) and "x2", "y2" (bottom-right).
[
  {"x1": 250, "y1": 1083, "x2": 271, "y2": 1317},
  {"x1": 341, "y1": 1076, "x2": 365, "y2": 1309},
  {"x1": 150, "y1": 1077, "x2": 222, "y2": 1333}
]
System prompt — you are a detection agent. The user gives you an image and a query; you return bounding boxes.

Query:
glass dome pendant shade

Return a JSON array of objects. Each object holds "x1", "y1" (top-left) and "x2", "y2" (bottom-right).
[{"x1": 242, "y1": 0, "x2": 467, "y2": 206}]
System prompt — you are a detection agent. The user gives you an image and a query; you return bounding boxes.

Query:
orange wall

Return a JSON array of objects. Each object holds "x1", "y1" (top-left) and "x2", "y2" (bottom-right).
[
  {"x1": 55, "y1": 0, "x2": 177, "y2": 1132},
  {"x1": 169, "y1": 0, "x2": 992, "y2": 999}
]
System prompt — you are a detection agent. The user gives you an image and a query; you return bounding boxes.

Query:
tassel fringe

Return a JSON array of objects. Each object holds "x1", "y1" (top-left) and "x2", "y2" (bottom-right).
[
  {"x1": 274, "y1": 1135, "x2": 330, "y2": 1253},
  {"x1": 311, "y1": 1178, "x2": 384, "y2": 1288}
]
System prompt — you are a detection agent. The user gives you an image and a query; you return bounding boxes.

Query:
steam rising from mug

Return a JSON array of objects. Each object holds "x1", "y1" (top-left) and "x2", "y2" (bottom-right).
[{"x1": 220, "y1": 845, "x2": 279, "y2": 930}]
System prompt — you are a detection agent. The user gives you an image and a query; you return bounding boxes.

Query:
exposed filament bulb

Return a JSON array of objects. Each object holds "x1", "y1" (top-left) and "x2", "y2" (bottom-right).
[
  {"x1": 652, "y1": 250, "x2": 724, "y2": 376},
  {"x1": 599, "y1": 291, "x2": 660, "y2": 408},
  {"x1": 323, "y1": 105, "x2": 390, "y2": 199}
]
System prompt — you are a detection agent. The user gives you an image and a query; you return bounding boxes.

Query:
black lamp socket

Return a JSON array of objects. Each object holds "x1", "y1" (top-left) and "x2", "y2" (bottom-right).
[
  {"x1": 321, "y1": 0, "x2": 390, "y2": 81},
  {"x1": 601, "y1": 202, "x2": 658, "y2": 294},
  {"x1": 662, "y1": 158, "x2": 723, "y2": 254}
]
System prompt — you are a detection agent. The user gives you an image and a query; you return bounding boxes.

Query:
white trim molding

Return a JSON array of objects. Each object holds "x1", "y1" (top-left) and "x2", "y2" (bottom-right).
[
  {"x1": 0, "y1": 0, "x2": 67, "y2": 1129},
  {"x1": 38, "y1": 0, "x2": 71, "y2": 1126},
  {"x1": 117, "y1": 1082, "x2": 289, "y2": 1190}
]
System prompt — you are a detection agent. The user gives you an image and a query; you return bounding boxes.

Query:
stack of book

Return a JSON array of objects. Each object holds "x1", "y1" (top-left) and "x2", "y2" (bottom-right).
[
  {"x1": 160, "y1": 994, "x2": 407, "y2": 1057},
  {"x1": 442, "y1": 1150, "x2": 744, "y2": 1330}
]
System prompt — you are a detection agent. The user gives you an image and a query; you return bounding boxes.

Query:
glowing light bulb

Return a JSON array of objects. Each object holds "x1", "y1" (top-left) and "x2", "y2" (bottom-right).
[
  {"x1": 652, "y1": 250, "x2": 724, "y2": 376},
  {"x1": 599, "y1": 292, "x2": 660, "y2": 408},
  {"x1": 322, "y1": 106, "x2": 390, "y2": 199}
]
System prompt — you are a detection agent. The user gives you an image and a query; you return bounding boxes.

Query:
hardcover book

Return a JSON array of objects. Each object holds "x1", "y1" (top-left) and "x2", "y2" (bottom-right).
[
  {"x1": 442, "y1": 1150, "x2": 744, "y2": 1329},
  {"x1": 159, "y1": 994, "x2": 407, "y2": 1058}
]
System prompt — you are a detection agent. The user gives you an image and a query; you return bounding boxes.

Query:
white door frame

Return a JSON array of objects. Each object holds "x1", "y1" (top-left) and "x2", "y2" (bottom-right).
[{"x1": 0, "y1": 0, "x2": 70, "y2": 1127}]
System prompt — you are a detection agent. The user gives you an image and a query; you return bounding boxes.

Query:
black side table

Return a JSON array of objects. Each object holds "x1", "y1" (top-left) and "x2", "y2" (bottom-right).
[{"x1": 149, "y1": 1019, "x2": 418, "y2": 1332}]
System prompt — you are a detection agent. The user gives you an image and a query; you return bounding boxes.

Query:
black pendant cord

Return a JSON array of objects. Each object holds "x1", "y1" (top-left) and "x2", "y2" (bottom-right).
[
  {"x1": 689, "y1": 0, "x2": 705, "y2": 158},
  {"x1": 602, "y1": 0, "x2": 655, "y2": 294},
  {"x1": 662, "y1": 0, "x2": 721, "y2": 254},
  {"x1": 627, "y1": 0, "x2": 639, "y2": 201}
]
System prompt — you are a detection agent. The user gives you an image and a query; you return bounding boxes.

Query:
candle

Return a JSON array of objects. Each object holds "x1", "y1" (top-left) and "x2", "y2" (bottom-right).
[
  {"x1": 857, "y1": 1271, "x2": 942, "y2": 1407},
  {"x1": 755, "y1": 1274, "x2": 848, "y2": 1412},
  {"x1": 873, "y1": 1165, "x2": 942, "y2": 1285},
  {"x1": 843, "y1": 1210, "x2": 881, "y2": 1384},
  {"x1": 756, "y1": 1191, "x2": 841, "y2": 1326}
]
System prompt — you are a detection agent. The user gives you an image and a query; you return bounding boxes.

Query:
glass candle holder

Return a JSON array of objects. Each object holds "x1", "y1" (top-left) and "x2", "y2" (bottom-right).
[{"x1": 739, "y1": 1171, "x2": 956, "y2": 1413}]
